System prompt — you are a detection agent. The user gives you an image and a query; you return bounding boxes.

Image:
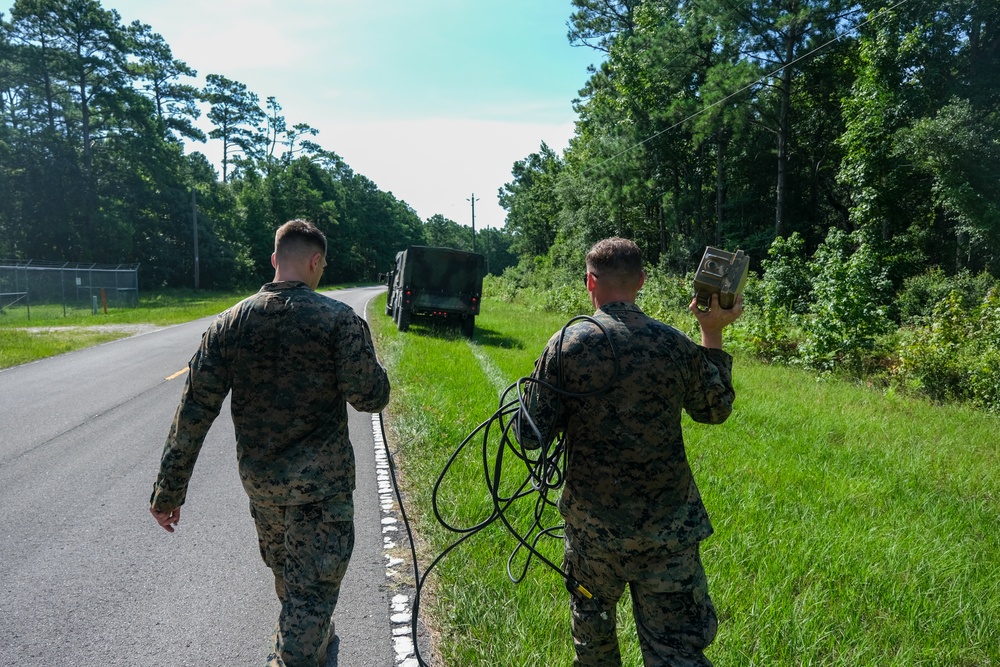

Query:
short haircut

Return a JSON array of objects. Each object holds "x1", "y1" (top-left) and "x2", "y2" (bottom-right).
[
  {"x1": 274, "y1": 219, "x2": 327, "y2": 261},
  {"x1": 586, "y1": 237, "x2": 643, "y2": 289}
]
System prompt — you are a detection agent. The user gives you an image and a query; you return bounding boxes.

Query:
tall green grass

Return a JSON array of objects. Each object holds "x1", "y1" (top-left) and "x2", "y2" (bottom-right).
[{"x1": 369, "y1": 295, "x2": 1000, "y2": 666}]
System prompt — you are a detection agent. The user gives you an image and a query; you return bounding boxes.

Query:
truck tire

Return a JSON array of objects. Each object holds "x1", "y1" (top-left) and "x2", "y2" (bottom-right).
[
  {"x1": 461, "y1": 315, "x2": 475, "y2": 339},
  {"x1": 385, "y1": 297, "x2": 392, "y2": 316},
  {"x1": 397, "y1": 307, "x2": 410, "y2": 332}
]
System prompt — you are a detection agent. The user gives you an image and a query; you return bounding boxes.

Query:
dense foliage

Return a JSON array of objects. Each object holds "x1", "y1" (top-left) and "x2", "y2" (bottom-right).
[
  {"x1": 0, "y1": 0, "x2": 516, "y2": 289},
  {"x1": 499, "y1": 0, "x2": 999, "y2": 278},
  {"x1": 491, "y1": 0, "x2": 999, "y2": 411}
]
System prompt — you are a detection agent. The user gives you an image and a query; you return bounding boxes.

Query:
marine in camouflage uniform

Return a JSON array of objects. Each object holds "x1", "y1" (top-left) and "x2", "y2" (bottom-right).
[
  {"x1": 519, "y1": 237, "x2": 741, "y2": 667},
  {"x1": 150, "y1": 220, "x2": 390, "y2": 667}
]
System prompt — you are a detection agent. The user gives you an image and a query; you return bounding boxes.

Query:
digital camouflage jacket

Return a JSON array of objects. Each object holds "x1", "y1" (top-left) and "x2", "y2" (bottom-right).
[
  {"x1": 520, "y1": 301, "x2": 734, "y2": 552},
  {"x1": 151, "y1": 281, "x2": 390, "y2": 512}
]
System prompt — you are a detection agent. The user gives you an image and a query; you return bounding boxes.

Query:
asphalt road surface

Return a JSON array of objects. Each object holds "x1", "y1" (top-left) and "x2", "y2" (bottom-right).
[{"x1": 0, "y1": 285, "x2": 396, "y2": 667}]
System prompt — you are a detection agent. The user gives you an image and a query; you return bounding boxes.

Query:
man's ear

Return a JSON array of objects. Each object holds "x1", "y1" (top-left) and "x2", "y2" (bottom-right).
[{"x1": 270, "y1": 252, "x2": 277, "y2": 269}]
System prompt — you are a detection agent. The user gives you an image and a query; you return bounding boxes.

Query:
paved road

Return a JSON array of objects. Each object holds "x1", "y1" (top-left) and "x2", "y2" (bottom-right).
[{"x1": 0, "y1": 285, "x2": 395, "y2": 667}]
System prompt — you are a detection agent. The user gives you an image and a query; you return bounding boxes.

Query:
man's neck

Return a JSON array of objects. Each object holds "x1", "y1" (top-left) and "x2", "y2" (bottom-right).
[
  {"x1": 593, "y1": 291, "x2": 638, "y2": 309},
  {"x1": 273, "y1": 270, "x2": 310, "y2": 285}
]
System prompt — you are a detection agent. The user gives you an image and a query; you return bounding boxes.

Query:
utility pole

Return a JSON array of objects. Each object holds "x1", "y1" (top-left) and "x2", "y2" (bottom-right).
[
  {"x1": 467, "y1": 193, "x2": 479, "y2": 253},
  {"x1": 192, "y1": 188, "x2": 200, "y2": 289}
]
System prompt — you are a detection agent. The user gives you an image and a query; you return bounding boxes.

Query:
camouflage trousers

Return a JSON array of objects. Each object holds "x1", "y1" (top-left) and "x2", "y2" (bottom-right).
[
  {"x1": 563, "y1": 527, "x2": 717, "y2": 667},
  {"x1": 249, "y1": 496, "x2": 355, "y2": 667}
]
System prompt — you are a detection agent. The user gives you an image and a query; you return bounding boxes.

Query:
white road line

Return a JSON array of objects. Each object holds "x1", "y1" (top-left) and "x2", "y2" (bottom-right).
[
  {"x1": 372, "y1": 413, "x2": 418, "y2": 667},
  {"x1": 372, "y1": 336, "x2": 510, "y2": 667}
]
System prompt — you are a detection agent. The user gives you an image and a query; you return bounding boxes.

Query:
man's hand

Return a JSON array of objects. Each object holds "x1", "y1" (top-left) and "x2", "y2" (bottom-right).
[
  {"x1": 150, "y1": 505, "x2": 181, "y2": 533},
  {"x1": 689, "y1": 293, "x2": 743, "y2": 349}
]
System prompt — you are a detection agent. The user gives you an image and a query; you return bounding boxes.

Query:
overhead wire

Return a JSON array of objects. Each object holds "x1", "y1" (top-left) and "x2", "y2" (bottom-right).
[{"x1": 583, "y1": 0, "x2": 912, "y2": 175}]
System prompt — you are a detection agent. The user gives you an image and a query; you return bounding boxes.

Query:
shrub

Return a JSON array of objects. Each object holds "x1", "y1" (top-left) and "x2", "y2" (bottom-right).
[
  {"x1": 896, "y1": 268, "x2": 996, "y2": 325},
  {"x1": 760, "y1": 232, "x2": 812, "y2": 315},
  {"x1": 800, "y1": 229, "x2": 893, "y2": 374},
  {"x1": 739, "y1": 234, "x2": 813, "y2": 362},
  {"x1": 893, "y1": 288, "x2": 1000, "y2": 412},
  {"x1": 484, "y1": 257, "x2": 590, "y2": 317},
  {"x1": 637, "y1": 268, "x2": 696, "y2": 333},
  {"x1": 894, "y1": 291, "x2": 969, "y2": 402}
]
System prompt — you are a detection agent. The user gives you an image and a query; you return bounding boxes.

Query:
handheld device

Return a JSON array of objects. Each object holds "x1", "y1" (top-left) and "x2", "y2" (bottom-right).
[{"x1": 693, "y1": 246, "x2": 749, "y2": 310}]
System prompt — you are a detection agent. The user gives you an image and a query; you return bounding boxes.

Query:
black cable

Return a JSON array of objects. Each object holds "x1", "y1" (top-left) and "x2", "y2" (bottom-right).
[{"x1": 379, "y1": 314, "x2": 622, "y2": 667}]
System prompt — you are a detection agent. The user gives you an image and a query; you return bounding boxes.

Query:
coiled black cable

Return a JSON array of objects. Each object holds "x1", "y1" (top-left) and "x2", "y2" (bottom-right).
[{"x1": 378, "y1": 314, "x2": 621, "y2": 666}]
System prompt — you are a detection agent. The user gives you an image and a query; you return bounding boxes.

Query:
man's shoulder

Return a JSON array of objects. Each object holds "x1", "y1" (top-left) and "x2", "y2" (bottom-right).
[
  {"x1": 222, "y1": 286, "x2": 355, "y2": 325},
  {"x1": 546, "y1": 315, "x2": 603, "y2": 346}
]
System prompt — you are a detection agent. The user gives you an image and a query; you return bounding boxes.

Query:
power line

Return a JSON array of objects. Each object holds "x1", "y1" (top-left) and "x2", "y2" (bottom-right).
[{"x1": 585, "y1": 0, "x2": 911, "y2": 175}]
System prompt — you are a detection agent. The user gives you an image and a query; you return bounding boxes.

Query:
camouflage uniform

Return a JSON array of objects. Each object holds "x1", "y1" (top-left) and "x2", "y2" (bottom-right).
[
  {"x1": 151, "y1": 281, "x2": 390, "y2": 667},
  {"x1": 521, "y1": 301, "x2": 734, "y2": 667}
]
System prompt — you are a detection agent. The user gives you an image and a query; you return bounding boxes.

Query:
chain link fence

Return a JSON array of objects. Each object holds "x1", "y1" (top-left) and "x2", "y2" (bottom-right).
[{"x1": 0, "y1": 259, "x2": 140, "y2": 320}]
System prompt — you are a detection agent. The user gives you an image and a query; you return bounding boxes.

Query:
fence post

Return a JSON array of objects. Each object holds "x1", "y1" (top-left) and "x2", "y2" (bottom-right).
[{"x1": 61, "y1": 263, "x2": 67, "y2": 317}]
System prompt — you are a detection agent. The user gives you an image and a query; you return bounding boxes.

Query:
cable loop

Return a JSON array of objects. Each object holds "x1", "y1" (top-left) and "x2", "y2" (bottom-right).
[{"x1": 381, "y1": 314, "x2": 621, "y2": 666}]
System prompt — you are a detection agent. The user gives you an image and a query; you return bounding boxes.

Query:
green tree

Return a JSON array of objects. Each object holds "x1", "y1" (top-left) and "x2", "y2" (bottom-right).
[
  {"x1": 204, "y1": 73, "x2": 264, "y2": 182},
  {"x1": 126, "y1": 20, "x2": 204, "y2": 143},
  {"x1": 720, "y1": 0, "x2": 862, "y2": 236},
  {"x1": 894, "y1": 98, "x2": 1000, "y2": 274},
  {"x1": 802, "y1": 228, "x2": 892, "y2": 373},
  {"x1": 7, "y1": 0, "x2": 131, "y2": 260},
  {"x1": 568, "y1": 0, "x2": 640, "y2": 52},
  {"x1": 838, "y1": 0, "x2": 1000, "y2": 278},
  {"x1": 423, "y1": 213, "x2": 472, "y2": 251},
  {"x1": 475, "y1": 226, "x2": 517, "y2": 276},
  {"x1": 499, "y1": 142, "x2": 565, "y2": 258}
]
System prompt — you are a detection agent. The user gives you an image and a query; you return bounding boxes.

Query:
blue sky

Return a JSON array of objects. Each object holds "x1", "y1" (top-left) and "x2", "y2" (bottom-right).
[{"x1": 100, "y1": 0, "x2": 601, "y2": 229}]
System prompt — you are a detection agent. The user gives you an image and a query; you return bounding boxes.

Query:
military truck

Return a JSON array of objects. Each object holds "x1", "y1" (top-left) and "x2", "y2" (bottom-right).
[{"x1": 384, "y1": 245, "x2": 485, "y2": 338}]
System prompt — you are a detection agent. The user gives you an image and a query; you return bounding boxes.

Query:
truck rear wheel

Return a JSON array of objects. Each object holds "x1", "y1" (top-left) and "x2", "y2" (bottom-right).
[{"x1": 461, "y1": 315, "x2": 475, "y2": 339}]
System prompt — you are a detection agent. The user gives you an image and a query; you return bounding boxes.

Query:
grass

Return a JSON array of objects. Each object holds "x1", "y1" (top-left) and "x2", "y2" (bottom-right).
[
  {"x1": 0, "y1": 288, "x2": 254, "y2": 370},
  {"x1": 4, "y1": 285, "x2": 995, "y2": 664},
  {"x1": 0, "y1": 327, "x2": 132, "y2": 369},
  {"x1": 0, "y1": 288, "x2": 255, "y2": 327},
  {"x1": 369, "y1": 294, "x2": 1000, "y2": 667}
]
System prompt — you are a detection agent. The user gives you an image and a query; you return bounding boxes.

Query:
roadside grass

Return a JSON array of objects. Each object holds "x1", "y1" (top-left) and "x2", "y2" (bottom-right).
[
  {"x1": 0, "y1": 288, "x2": 253, "y2": 328},
  {"x1": 370, "y1": 294, "x2": 1000, "y2": 667},
  {"x1": 0, "y1": 327, "x2": 129, "y2": 369},
  {"x1": 0, "y1": 288, "x2": 253, "y2": 370}
]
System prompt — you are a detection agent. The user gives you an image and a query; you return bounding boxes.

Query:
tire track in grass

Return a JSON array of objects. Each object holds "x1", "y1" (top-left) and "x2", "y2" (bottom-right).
[{"x1": 467, "y1": 340, "x2": 510, "y2": 395}]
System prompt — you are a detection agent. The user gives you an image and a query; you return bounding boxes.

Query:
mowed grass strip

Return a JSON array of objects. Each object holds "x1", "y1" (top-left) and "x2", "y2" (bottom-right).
[
  {"x1": 0, "y1": 327, "x2": 129, "y2": 368},
  {"x1": 369, "y1": 296, "x2": 581, "y2": 665},
  {"x1": 370, "y1": 294, "x2": 1000, "y2": 667},
  {"x1": 0, "y1": 289, "x2": 255, "y2": 369},
  {"x1": 0, "y1": 288, "x2": 254, "y2": 329}
]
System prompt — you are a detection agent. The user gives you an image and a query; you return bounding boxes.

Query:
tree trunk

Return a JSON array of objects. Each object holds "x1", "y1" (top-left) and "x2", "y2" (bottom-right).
[
  {"x1": 775, "y1": 27, "x2": 798, "y2": 238},
  {"x1": 716, "y1": 131, "x2": 727, "y2": 246},
  {"x1": 77, "y1": 62, "x2": 94, "y2": 258},
  {"x1": 41, "y1": 36, "x2": 57, "y2": 133},
  {"x1": 659, "y1": 194, "x2": 667, "y2": 255}
]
